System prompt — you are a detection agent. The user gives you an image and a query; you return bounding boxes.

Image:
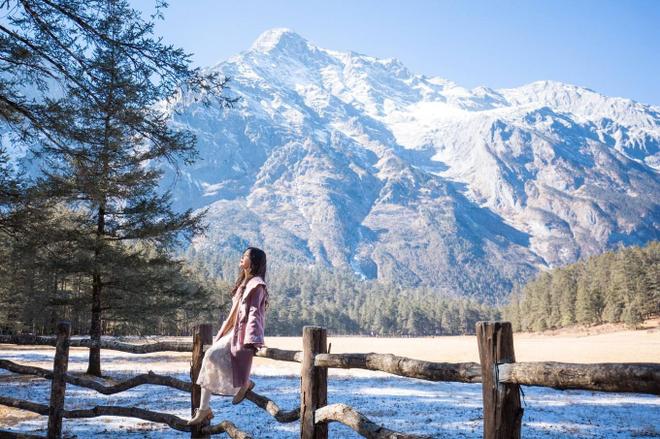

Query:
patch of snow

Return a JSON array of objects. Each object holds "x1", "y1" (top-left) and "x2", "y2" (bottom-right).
[{"x1": 1, "y1": 348, "x2": 658, "y2": 438}]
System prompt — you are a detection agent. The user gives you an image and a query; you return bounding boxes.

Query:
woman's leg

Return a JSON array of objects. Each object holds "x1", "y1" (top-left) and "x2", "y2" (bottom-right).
[
  {"x1": 186, "y1": 385, "x2": 214, "y2": 425},
  {"x1": 200, "y1": 386, "x2": 212, "y2": 410}
]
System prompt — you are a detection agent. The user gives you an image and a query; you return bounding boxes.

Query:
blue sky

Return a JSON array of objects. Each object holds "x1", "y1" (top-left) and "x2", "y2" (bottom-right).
[{"x1": 132, "y1": 0, "x2": 660, "y2": 105}]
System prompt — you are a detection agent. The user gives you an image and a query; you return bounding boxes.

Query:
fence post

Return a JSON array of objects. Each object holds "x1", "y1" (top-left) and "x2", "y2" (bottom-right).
[
  {"x1": 190, "y1": 323, "x2": 213, "y2": 438},
  {"x1": 300, "y1": 326, "x2": 328, "y2": 439},
  {"x1": 476, "y1": 321, "x2": 523, "y2": 439},
  {"x1": 47, "y1": 320, "x2": 71, "y2": 439}
]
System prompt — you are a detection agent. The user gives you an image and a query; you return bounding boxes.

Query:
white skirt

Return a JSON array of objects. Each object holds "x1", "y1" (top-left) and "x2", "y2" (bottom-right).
[{"x1": 195, "y1": 329, "x2": 242, "y2": 396}]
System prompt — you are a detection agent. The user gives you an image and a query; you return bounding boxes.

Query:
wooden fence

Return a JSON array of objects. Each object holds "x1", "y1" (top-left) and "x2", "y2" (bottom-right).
[{"x1": 0, "y1": 320, "x2": 658, "y2": 438}]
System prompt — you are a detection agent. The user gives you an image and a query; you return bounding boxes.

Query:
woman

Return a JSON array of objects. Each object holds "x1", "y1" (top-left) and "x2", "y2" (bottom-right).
[{"x1": 187, "y1": 247, "x2": 269, "y2": 425}]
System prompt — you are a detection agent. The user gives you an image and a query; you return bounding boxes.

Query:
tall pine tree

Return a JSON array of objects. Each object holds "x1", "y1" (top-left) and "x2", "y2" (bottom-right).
[{"x1": 2, "y1": 0, "x2": 234, "y2": 376}]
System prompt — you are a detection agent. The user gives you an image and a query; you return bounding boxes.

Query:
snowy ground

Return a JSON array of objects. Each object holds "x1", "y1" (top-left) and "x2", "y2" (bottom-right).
[{"x1": 0, "y1": 346, "x2": 658, "y2": 438}]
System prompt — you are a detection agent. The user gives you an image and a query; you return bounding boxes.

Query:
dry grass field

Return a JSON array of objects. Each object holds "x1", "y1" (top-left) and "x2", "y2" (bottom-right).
[
  {"x1": 251, "y1": 317, "x2": 660, "y2": 373},
  {"x1": 1, "y1": 318, "x2": 658, "y2": 375}
]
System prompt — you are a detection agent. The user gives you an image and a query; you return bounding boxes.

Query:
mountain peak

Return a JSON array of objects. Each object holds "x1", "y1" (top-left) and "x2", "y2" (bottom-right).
[
  {"x1": 166, "y1": 30, "x2": 659, "y2": 296},
  {"x1": 250, "y1": 28, "x2": 310, "y2": 53}
]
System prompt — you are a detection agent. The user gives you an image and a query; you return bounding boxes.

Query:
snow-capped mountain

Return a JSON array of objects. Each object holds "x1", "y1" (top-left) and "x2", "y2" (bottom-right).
[{"x1": 165, "y1": 28, "x2": 659, "y2": 300}]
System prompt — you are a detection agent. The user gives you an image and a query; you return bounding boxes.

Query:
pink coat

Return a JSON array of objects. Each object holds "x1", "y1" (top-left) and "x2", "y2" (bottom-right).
[{"x1": 216, "y1": 276, "x2": 269, "y2": 388}]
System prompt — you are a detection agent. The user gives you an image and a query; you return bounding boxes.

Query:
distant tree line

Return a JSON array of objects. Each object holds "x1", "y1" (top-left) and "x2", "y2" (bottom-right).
[
  {"x1": 268, "y1": 268, "x2": 500, "y2": 336},
  {"x1": 187, "y1": 250, "x2": 500, "y2": 336},
  {"x1": 503, "y1": 241, "x2": 659, "y2": 332}
]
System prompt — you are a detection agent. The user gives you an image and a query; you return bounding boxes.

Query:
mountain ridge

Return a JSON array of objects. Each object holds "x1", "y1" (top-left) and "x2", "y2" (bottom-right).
[
  {"x1": 9, "y1": 28, "x2": 656, "y2": 302},
  {"x1": 162, "y1": 29, "x2": 659, "y2": 301}
]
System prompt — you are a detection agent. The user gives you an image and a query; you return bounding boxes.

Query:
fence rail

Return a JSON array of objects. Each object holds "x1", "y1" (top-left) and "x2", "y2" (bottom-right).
[
  {"x1": 0, "y1": 334, "x2": 194, "y2": 353},
  {"x1": 314, "y1": 352, "x2": 482, "y2": 382},
  {"x1": 0, "y1": 320, "x2": 658, "y2": 438},
  {"x1": 498, "y1": 361, "x2": 660, "y2": 394},
  {"x1": 0, "y1": 395, "x2": 250, "y2": 438}
]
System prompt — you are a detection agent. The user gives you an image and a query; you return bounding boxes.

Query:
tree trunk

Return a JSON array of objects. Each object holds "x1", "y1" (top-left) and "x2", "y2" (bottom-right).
[
  {"x1": 87, "y1": 273, "x2": 102, "y2": 376},
  {"x1": 87, "y1": 204, "x2": 105, "y2": 377},
  {"x1": 48, "y1": 321, "x2": 71, "y2": 439}
]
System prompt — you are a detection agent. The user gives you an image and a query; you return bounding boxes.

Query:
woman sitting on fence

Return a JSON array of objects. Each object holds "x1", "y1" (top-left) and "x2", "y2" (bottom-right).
[{"x1": 187, "y1": 247, "x2": 270, "y2": 425}]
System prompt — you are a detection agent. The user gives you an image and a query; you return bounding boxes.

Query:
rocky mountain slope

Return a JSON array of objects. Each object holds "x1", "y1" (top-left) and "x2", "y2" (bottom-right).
[{"x1": 151, "y1": 29, "x2": 659, "y2": 299}]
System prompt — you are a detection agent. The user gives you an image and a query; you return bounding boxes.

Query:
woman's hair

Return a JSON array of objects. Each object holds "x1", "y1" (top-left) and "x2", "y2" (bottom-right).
[{"x1": 231, "y1": 247, "x2": 267, "y2": 297}]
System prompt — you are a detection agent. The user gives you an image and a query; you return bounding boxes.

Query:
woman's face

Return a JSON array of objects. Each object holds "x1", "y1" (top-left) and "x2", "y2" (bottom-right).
[{"x1": 240, "y1": 250, "x2": 251, "y2": 273}]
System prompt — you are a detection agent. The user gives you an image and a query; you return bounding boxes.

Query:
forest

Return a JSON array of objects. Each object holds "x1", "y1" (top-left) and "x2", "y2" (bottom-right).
[
  {"x1": 187, "y1": 249, "x2": 501, "y2": 337},
  {"x1": 0, "y1": 236, "x2": 499, "y2": 337},
  {"x1": 503, "y1": 241, "x2": 659, "y2": 332}
]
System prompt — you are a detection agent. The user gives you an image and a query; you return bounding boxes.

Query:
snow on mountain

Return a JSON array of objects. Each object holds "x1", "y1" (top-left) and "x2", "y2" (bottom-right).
[{"x1": 162, "y1": 28, "x2": 659, "y2": 300}]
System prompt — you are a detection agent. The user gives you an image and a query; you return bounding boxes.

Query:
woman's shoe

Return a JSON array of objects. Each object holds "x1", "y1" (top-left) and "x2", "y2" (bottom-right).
[
  {"x1": 186, "y1": 407, "x2": 213, "y2": 425},
  {"x1": 232, "y1": 380, "x2": 255, "y2": 405}
]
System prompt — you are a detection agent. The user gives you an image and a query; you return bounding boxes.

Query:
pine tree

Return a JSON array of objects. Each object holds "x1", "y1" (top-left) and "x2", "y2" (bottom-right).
[
  {"x1": 1, "y1": 0, "x2": 234, "y2": 376},
  {"x1": 557, "y1": 267, "x2": 577, "y2": 326},
  {"x1": 603, "y1": 251, "x2": 626, "y2": 322},
  {"x1": 575, "y1": 264, "x2": 597, "y2": 325},
  {"x1": 503, "y1": 285, "x2": 522, "y2": 331},
  {"x1": 643, "y1": 243, "x2": 660, "y2": 318}
]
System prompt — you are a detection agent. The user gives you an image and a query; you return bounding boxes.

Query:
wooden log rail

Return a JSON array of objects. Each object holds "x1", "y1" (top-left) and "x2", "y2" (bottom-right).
[
  {"x1": 0, "y1": 358, "x2": 301, "y2": 424},
  {"x1": 315, "y1": 403, "x2": 432, "y2": 439},
  {"x1": 0, "y1": 428, "x2": 45, "y2": 438},
  {"x1": 0, "y1": 325, "x2": 428, "y2": 439},
  {"x1": 0, "y1": 334, "x2": 194, "y2": 353},
  {"x1": 498, "y1": 361, "x2": 660, "y2": 394},
  {"x1": 0, "y1": 359, "x2": 192, "y2": 393},
  {"x1": 0, "y1": 395, "x2": 251, "y2": 438},
  {"x1": 4, "y1": 335, "x2": 656, "y2": 395},
  {"x1": 314, "y1": 353, "x2": 482, "y2": 383},
  {"x1": 245, "y1": 390, "x2": 301, "y2": 423},
  {"x1": 256, "y1": 346, "x2": 303, "y2": 363}
]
